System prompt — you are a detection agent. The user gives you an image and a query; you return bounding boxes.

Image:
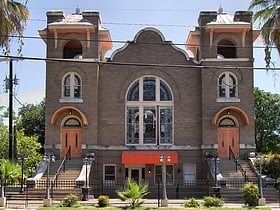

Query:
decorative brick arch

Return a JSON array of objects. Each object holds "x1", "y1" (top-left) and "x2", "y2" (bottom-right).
[
  {"x1": 212, "y1": 106, "x2": 249, "y2": 126},
  {"x1": 50, "y1": 106, "x2": 88, "y2": 126}
]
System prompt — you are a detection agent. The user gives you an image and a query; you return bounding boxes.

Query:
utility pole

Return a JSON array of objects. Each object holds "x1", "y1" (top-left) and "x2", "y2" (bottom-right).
[
  {"x1": 3, "y1": 59, "x2": 18, "y2": 161},
  {"x1": 9, "y1": 59, "x2": 13, "y2": 160}
]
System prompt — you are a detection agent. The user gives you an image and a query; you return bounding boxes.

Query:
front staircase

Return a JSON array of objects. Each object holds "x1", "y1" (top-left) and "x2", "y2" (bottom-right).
[
  {"x1": 28, "y1": 158, "x2": 83, "y2": 200},
  {"x1": 218, "y1": 158, "x2": 279, "y2": 203}
]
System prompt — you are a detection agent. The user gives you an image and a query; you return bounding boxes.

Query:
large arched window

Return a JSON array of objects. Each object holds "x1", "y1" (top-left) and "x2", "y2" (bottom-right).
[
  {"x1": 61, "y1": 72, "x2": 82, "y2": 101},
  {"x1": 126, "y1": 76, "x2": 173, "y2": 145},
  {"x1": 218, "y1": 72, "x2": 238, "y2": 100}
]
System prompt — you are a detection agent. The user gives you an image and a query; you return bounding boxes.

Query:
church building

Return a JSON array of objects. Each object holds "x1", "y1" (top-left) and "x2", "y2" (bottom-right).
[{"x1": 39, "y1": 7, "x2": 259, "y2": 197}]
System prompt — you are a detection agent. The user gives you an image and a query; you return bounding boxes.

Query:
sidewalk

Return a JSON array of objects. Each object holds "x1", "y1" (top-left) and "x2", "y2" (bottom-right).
[{"x1": 4, "y1": 198, "x2": 280, "y2": 209}]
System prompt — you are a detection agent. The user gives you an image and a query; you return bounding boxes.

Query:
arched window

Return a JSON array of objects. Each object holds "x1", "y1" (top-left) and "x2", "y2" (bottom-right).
[
  {"x1": 63, "y1": 40, "x2": 82, "y2": 59},
  {"x1": 62, "y1": 73, "x2": 82, "y2": 99},
  {"x1": 126, "y1": 76, "x2": 173, "y2": 145},
  {"x1": 218, "y1": 117, "x2": 236, "y2": 127},
  {"x1": 217, "y1": 40, "x2": 236, "y2": 58},
  {"x1": 218, "y1": 72, "x2": 238, "y2": 99},
  {"x1": 63, "y1": 118, "x2": 81, "y2": 127}
]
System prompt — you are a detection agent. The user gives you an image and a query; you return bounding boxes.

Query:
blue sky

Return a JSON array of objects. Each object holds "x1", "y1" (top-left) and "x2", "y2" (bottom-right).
[{"x1": 0, "y1": 0, "x2": 279, "y2": 112}]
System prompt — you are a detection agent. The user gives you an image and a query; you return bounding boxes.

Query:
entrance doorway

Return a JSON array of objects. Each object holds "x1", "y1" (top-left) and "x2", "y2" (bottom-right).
[
  {"x1": 131, "y1": 169, "x2": 140, "y2": 182},
  {"x1": 61, "y1": 118, "x2": 82, "y2": 158},
  {"x1": 125, "y1": 166, "x2": 145, "y2": 183},
  {"x1": 217, "y1": 118, "x2": 239, "y2": 158},
  {"x1": 61, "y1": 128, "x2": 82, "y2": 158}
]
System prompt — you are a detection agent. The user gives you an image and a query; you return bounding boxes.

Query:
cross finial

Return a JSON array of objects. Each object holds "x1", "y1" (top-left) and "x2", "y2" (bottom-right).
[{"x1": 218, "y1": 5, "x2": 223, "y2": 14}]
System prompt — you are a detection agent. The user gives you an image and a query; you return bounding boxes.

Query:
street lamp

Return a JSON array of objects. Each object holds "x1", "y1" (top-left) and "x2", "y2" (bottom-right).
[
  {"x1": 160, "y1": 153, "x2": 171, "y2": 207},
  {"x1": 83, "y1": 156, "x2": 94, "y2": 187},
  {"x1": 256, "y1": 153, "x2": 267, "y2": 205},
  {"x1": 43, "y1": 153, "x2": 55, "y2": 200},
  {"x1": 82, "y1": 154, "x2": 95, "y2": 201},
  {"x1": 206, "y1": 152, "x2": 220, "y2": 197},
  {"x1": 18, "y1": 156, "x2": 27, "y2": 193},
  {"x1": 213, "y1": 155, "x2": 220, "y2": 187},
  {"x1": 256, "y1": 154, "x2": 263, "y2": 199}
]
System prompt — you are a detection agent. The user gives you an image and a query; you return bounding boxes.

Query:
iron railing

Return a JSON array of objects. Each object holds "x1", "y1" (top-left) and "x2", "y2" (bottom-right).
[
  {"x1": 3, "y1": 178, "x2": 279, "y2": 201},
  {"x1": 229, "y1": 146, "x2": 248, "y2": 181}
]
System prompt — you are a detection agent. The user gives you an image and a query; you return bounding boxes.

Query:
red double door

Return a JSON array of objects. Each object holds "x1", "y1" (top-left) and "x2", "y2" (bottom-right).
[
  {"x1": 217, "y1": 128, "x2": 239, "y2": 158},
  {"x1": 61, "y1": 128, "x2": 82, "y2": 158}
]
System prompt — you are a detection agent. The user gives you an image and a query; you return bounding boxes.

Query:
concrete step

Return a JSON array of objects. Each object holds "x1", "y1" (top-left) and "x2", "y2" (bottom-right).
[
  {"x1": 55, "y1": 158, "x2": 82, "y2": 181},
  {"x1": 26, "y1": 188, "x2": 82, "y2": 200},
  {"x1": 219, "y1": 159, "x2": 257, "y2": 179}
]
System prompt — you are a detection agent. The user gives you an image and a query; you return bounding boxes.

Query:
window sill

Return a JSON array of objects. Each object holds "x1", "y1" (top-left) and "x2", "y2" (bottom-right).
[
  {"x1": 60, "y1": 98, "x2": 84, "y2": 103},
  {"x1": 216, "y1": 98, "x2": 240, "y2": 103}
]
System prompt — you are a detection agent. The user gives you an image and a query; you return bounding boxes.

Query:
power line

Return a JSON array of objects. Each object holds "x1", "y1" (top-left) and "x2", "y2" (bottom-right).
[
  {"x1": 0, "y1": 33, "x2": 273, "y2": 49},
  {"x1": 26, "y1": 16, "x2": 280, "y2": 31},
  {"x1": 0, "y1": 54, "x2": 277, "y2": 71}
]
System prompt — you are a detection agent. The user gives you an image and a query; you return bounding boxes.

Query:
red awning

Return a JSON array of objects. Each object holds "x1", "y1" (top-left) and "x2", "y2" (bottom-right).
[{"x1": 122, "y1": 151, "x2": 178, "y2": 164}]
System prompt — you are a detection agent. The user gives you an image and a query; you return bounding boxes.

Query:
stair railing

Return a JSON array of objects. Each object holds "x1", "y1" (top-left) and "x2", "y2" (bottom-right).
[
  {"x1": 66, "y1": 146, "x2": 71, "y2": 160},
  {"x1": 54, "y1": 147, "x2": 71, "y2": 182},
  {"x1": 229, "y1": 146, "x2": 248, "y2": 182}
]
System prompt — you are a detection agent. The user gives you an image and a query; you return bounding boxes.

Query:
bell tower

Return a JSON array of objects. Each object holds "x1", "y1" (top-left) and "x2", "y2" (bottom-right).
[
  {"x1": 186, "y1": 8, "x2": 259, "y2": 158},
  {"x1": 39, "y1": 9, "x2": 112, "y2": 157}
]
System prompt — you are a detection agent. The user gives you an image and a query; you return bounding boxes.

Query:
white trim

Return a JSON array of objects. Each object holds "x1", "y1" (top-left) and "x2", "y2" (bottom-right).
[
  {"x1": 217, "y1": 71, "x2": 239, "y2": 100},
  {"x1": 201, "y1": 58, "x2": 251, "y2": 62},
  {"x1": 103, "y1": 164, "x2": 116, "y2": 182},
  {"x1": 59, "y1": 98, "x2": 84, "y2": 103},
  {"x1": 216, "y1": 98, "x2": 240, "y2": 103},
  {"x1": 61, "y1": 72, "x2": 83, "y2": 100}
]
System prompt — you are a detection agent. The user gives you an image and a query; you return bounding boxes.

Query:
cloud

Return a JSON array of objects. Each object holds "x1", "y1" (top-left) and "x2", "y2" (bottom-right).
[
  {"x1": 0, "y1": 95, "x2": 8, "y2": 107},
  {"x1": 16, "y1": 89, "x2": 45, "y2": 106}
]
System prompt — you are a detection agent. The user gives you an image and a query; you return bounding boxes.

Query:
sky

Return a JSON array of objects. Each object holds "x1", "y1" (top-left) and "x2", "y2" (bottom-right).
[{"x1": 0, "y1": 0, "x2": 280, "y2": 112}]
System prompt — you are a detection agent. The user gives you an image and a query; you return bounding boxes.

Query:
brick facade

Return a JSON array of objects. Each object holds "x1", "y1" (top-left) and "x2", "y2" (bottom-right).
[{"x1": 40, "y1": 9, "x2": 258, "y2": 184}]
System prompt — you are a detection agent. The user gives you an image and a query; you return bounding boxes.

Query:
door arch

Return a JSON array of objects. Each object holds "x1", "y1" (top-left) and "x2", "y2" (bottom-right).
[
  {"x1": 61, "y1": 118, "x2": 82, "y2": 158},
  {"x1": 217, "y1": 117, "x2": 239, "y2": 158}
]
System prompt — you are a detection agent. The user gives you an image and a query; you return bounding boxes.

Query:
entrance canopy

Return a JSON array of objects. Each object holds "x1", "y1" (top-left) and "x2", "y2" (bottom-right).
[{"x1": 122, "y1": 151, "x2": 178, "y2": 164}]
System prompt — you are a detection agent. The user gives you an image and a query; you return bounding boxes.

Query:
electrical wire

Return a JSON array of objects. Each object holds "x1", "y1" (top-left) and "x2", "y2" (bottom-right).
[
  {"x1": 0, "y1": 54, "x2": 276, "y2": 71},
  {"x1": 0, "y1": 33, "x2": 272, "y2": 49}
]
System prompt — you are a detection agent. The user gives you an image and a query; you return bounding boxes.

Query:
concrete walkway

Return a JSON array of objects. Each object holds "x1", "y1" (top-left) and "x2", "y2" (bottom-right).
[{"x1": 4, "y1": 198, "x2": 280, "y2": 210}]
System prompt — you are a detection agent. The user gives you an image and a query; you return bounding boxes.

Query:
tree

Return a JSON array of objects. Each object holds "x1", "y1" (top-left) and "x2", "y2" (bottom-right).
[
  {"x1": 0, "y1": 159, "x2": 21, "y2": 197},
  {"x1": 249, "y1": 0, "x2": 280, "y2": 68},
  {"x1": 0, "y1": 0, "x2": 29, "y2": 54},
  {"x1": 117, "y1": 179, "x2": 149, "y2": 208},
  {"x1": 17, "y1": 100, "x2": 45, "y2": 152},
  {"x1": 0, "y1": 124, "x2": 42, "y2": 177},
  {"x1": 254, "y1": 87, "x2": 280, "y2": 153},
  {"x1": 16, "y1": 129, "x2": 42, "y2": 177}
]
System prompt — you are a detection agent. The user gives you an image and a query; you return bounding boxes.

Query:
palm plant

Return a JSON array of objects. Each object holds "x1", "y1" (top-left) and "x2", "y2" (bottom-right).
[
  {"x1": 0, "y1": 0, "x2": 29, "y2": 54},
  {"x1": 0, "y1": 159, "x2": 21, "y2": 197},
  {"x1": 249, "y1": 0, "x2": 280, "y2": 68},
  {"x1": 117, "y1": 179, "x2": 149, "y2": 208}
]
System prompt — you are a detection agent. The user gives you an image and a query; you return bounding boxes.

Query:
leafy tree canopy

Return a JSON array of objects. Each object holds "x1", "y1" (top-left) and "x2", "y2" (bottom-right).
[
  {"x1": 17, "y1": 99, "x2": 45, "y2": 151},
  {"x1": 249, "y1": 0, "x2": 280, "y2": 68},
  {"x1": 254, "y1": 87, "x2": 280, "y2": 153},
  {"x1": 0, "y1": 0, "x2": 29, "y2": 55},
  {"x1": 0, "y1": 125, "x2": 42, "y2": 177}
]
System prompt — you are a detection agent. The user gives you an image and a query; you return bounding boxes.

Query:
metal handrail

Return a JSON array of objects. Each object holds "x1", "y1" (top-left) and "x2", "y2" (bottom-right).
[
  {"x1": 229, "y1": 146, "x2": 248, "y2": 182},
  {"x1": 54, "y1": 147, "x2": 71, "y2": 182}
]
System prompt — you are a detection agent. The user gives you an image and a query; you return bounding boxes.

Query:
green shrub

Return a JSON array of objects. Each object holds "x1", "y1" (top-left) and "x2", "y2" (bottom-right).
[
  {"x1": 184, "y1": 197, "x2": 200, "y2": 208},
  {"x1": 98, "y1": 195, "x2": 109, "y2": 207},
  {"x1": 242, "y1": 182, "x2": 259, "y2": 206},
  {"x1": 58, "y1": 194, "x2": 79, "y2": 207},
  {"x1": 203, "y1": 196, "x2": 224, "y2": 207},
  {"x1": 116, "y1": 178, "x2": 149, "y2": 208}
]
